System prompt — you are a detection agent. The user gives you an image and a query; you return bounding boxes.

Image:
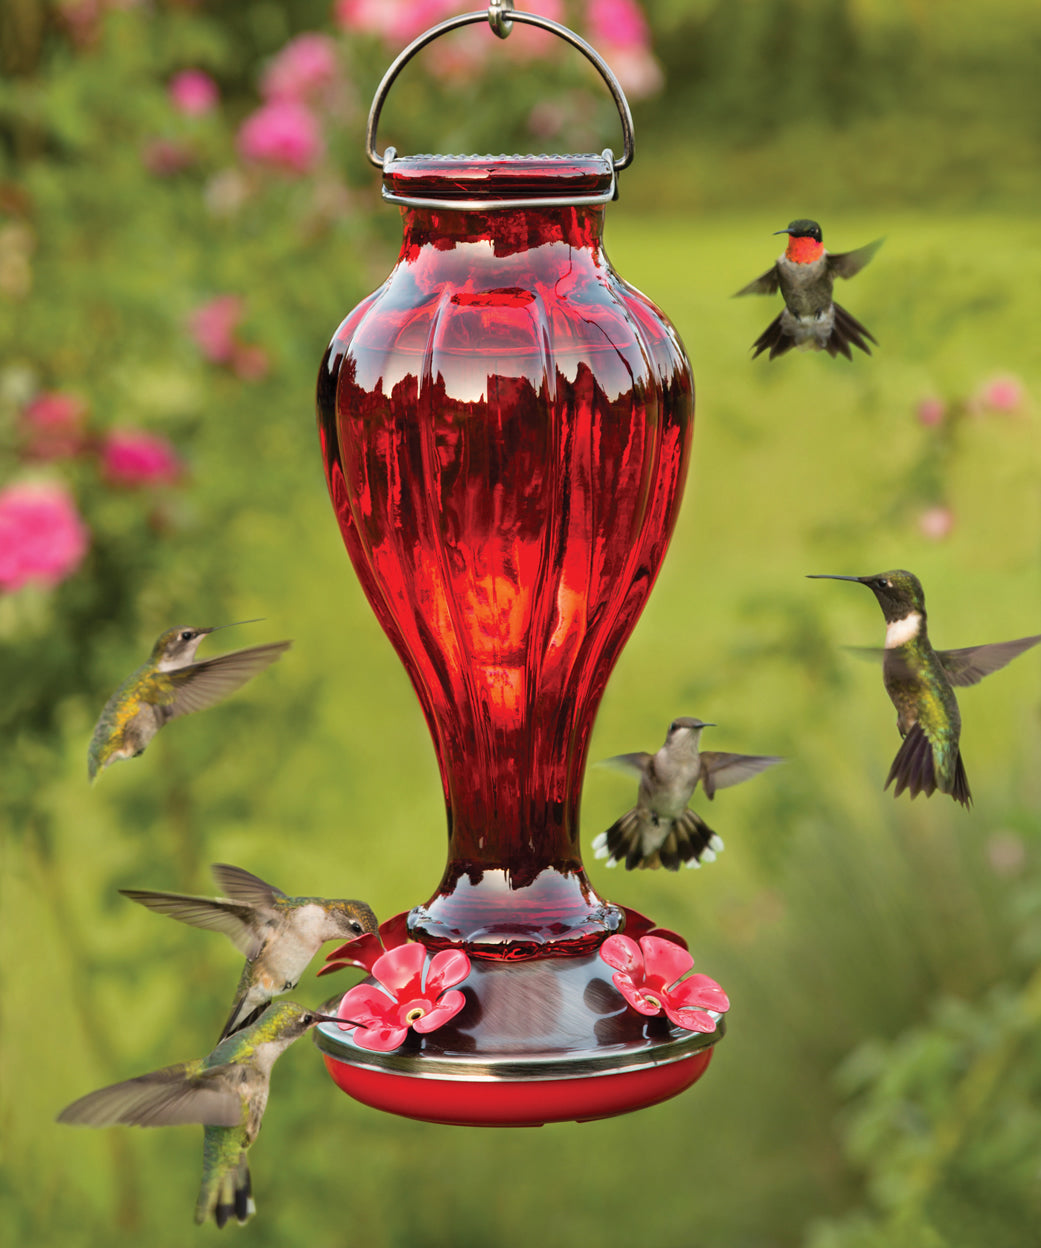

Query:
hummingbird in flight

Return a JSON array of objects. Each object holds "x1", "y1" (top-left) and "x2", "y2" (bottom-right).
[
  {"x1": 592, "y1": 717, "x2": 783, "y2": 870},
  {"x1": 735, "y1": 219, "x2": 882, "y2": 360},
  {"x1": 57, "y1": 1000, "x2": 348, "y2": 1228},
  {"x1": 120, "y1": 863, "x2": 379, "y2": 1040},
  {"x1": 809, "y1": 569, "x2": 1041, "y2": 806},
  {"x1": 87, "y1": 621, "x2": 291, "y2": 782}
]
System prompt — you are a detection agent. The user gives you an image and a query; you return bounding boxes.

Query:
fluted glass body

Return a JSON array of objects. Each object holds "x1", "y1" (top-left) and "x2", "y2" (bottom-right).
[{"x1": 317, "y1": 157, "x2": 693, "y2": 958}]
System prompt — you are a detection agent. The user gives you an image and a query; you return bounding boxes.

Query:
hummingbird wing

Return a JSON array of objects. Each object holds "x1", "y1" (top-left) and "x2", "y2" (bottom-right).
[
  {"x1": 119, "y1": 888, "x2": 259, "y2": 958},
  {"x1": 935, "y1": 635, "x2": 1041, "y2": 686},
  {"x1": 733, "y1": 265, "x2": 780, "y2": 297},
  {"x1": 597, "y1": 752, "x2": 653, "y2": 778},
  {"x1": 57, "y1": 1064, "x2": 244, "y2": 1129},
  {"x1": 210, "y1": 863, "x2": 289, "y2": 907},
  {"x1": 827, "y1": 237, "x2": 884, "y2": 279},
  {"x1": 160, "y1": 641, "x2": 292, "y2": 720},
  {"x1": 698, "y1": 752, "x2": 784, "y2": 799}
]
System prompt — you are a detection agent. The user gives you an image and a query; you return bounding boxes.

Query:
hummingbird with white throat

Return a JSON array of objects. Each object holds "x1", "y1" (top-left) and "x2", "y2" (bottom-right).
[
  {"x1": 592, "y1": 717, "x2": 783, "y2": 870},
  {"x1": 120, "y1": 863, "x2": 379, "y2": 1040},
  {"x1": 809, "y1": 569, "x2": 1041, "y2": 806},
  {"x1": 57, "y1": 1000, "x2": 348, "y2": 1228},
  {"x1": 735, "y1": 219, "x2": 882, "y2": 360},
  {"x1": 87, "y1": 621, "x2": 291, "y2": 782}
]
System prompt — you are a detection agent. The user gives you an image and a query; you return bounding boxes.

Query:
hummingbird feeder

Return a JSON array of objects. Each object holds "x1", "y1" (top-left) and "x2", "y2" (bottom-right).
[{"x1": 314, "y1": 2, "x2": 720, "y2": 1126}]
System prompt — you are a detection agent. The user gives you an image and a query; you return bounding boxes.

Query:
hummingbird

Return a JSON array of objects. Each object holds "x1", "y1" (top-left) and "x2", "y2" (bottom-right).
[
  {"x1": 735, "y1": 219, "x2": 882, "y2": 360},
  {"x1": 87, "y1": 621, "x2": 292, "y2": 782},
  {"x1": 57, "y1": 1000, "x2": 348, "y2": 1228},
  {"x1": 808, "y1": 569, "x2": 1041, "y2": 806},
  {"x1": 120, "y1": 863, "x2": 379, "y2": 1040},
  {"x1": 591, "y1": 717, "x2": 783, "y2": 870}
]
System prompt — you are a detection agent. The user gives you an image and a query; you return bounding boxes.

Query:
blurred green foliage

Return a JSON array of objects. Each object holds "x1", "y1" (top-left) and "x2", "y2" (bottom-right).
[{"x1": 2, "y1": 1, "x2": 1041, "y2": 1246}]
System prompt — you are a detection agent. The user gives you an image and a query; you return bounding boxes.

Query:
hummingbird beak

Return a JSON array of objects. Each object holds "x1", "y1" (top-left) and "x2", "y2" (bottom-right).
[
  {"x1": 806, "y1": 575, "x2": 862, "y2": 582},
  {"x1": 772, "y1": 228, "x2": 792, "y2": 235},
  {"x1": 314, "y1": 1012, "x2": 353, "y2": 1025},
  {"x1": 207, "y1": 618, "x2": 266, "y2": 634}
]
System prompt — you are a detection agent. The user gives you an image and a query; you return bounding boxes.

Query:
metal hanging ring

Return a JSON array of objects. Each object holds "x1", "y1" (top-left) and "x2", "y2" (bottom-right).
[
  {"x1": 365, "y1": 6, "x2": 635, "y2": 172},
  {"x1": 487, "y1": 0, "x2": 515, "y2": 39}
]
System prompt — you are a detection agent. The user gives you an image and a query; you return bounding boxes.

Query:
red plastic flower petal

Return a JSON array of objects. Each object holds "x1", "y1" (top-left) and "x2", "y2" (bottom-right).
[{"x1": 599, "y1": 933, "x2": 728, "y2": 1034}]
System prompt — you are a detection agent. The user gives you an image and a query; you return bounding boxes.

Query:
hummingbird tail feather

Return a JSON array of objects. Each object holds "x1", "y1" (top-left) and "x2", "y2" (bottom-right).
[
  {"x1": 828, "y1": 302, "x2": 877, "y2": 359},
  {"x1": 884, "y1": 724, "x2": 937, "y2": 800},
  {"x1": 885, "y1": 724, "x2": 973, "y2": 808},
  {"x1": 750, "y1": 313, "x2": 795, "y2": 360},
  {"x1": 199, "y1": 1156, "x2": 254, "y2": 1228}
]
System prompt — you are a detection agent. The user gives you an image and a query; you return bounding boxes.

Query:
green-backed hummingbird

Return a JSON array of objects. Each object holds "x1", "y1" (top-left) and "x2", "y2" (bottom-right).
[
  {"x1": 57, "y1": 1001, "x2": 347, "y2": 1228},
  {"x1": 87, "y1": 621, "x2": 291, "y2": 782},
  {"x1": 735, "y1": 219, "x2": 882, "y2": 360},
  {"x1": 120, "y1": 863, "x2": 378, "y2": 1040},
  {"x1": 592, "y1": 717, "x2": 783, "y2": 870},
  {"x1": 809, "y1": 569, "x2": 1041, "y2": 806}
]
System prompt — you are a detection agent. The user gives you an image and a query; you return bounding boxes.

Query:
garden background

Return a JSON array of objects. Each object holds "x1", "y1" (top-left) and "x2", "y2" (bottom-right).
[{"x1": 2, "y1": 1, "x2": 1041, "y2": 1245}]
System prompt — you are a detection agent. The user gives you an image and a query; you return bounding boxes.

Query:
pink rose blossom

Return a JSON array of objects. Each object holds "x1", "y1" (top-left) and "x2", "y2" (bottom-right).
[
  {"x1": 20, "y1": 391, "x2": 88, "y2": 460},
  {"x1": 586, "y1": 0, "x2": 650, "y2": 47},
  {"x1": 333, "y1": 0, "x2": 456, "y2": 44},
  {"x1": 169, "y1": 69, "x2": 219, "y2": 116},
  {"x1": 0, "y1": 481, "x2": 90, "y2": 593},
  {"x1": 979, "y1": 374, "x2": 1025, "y2": 414},
  {"x1": 599, "y1": 934, "x2": 728, "y2": 1033},
  {"x1": 102, "y1": 430, "x2": 182, "y2": 487},
  {"x1": 187, "y1": 295, "x2": 244, "y2": 364},
  {"x1": 916, "y1": 396, "x2": 946, "y2": 427},
  {"x1": 918, "y1": 504, "x2": 955, "y2": 541},
  {"x1": 261, "y1": 34, "x2": 338, "y2": 104},
  {"x1": 336, "y1": 941, "x2": 470, "y2": 1051},
  {"x1": 237, "y1": 99, "x2": 324, "y2": 174}
]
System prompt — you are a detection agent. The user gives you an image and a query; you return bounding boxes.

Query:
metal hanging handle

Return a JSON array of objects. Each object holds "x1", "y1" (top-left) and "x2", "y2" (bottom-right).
[{"x1": 365, "y1": 4, "x2": 636, "y2": 173}]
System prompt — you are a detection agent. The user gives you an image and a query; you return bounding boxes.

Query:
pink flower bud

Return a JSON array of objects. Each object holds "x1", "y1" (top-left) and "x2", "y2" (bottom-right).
[
  {"x1": 102, "y1": 430, "x2": 183, "y2": 487},
  {"x1": 168, "y1": 69, "x2": 219, "y2": 116},
  {"x1": 918, "y1": 505, "x2": 954, "y2": 541},
  {"x1": 0, "y1": 481, "x2": 90, "y2": 593},
  {"x1": 20, "y1": 391, "x2": 88, "y2": 460},
  {"x1": 978, "y1": 374, "x2": 1025, "y2": 414},
  {"x1": 261, "y1": 33, "x2": 338, "y2": 104},
  {"x1": 187, "y1": 295, "x2": 244, "y2": 364},
  {"x1": 915, "y1": 396, "x2": 946, "y2": 427},
  {"x1": 237, "y1": 99, "x2": 324, "y2": 175}
]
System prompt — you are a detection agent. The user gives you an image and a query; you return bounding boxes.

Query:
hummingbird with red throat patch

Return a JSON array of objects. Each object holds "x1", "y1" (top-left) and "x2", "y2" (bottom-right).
[
  {"x1": 735, "y1": 219, "x2": 882, "y2": 360},
  {"x1": 809, "y1": 569, "x2": 1041, "y2": 806},
  {"x1": 120, "y1": 863, "x2": 378, "y2": 1040},
  {"x1": 87, "y1": 621, "x2": 291, "y2": 782}
]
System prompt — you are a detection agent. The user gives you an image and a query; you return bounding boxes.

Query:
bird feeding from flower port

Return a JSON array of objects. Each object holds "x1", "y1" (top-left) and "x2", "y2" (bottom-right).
[
  {"x1": 57, "y1": 1001, "x2": 348, "y2": 1229},
  {"x1": 592, "y1": 717, "x2": 784, "y2": 870},
  {"x1": 120, "y1": 863, "x2": 378, "y2": 1040},
  {"x1": 87, "y1": 621, "x2": 291, "y2": 781},
  {"x1": 808, "y1": 570, "x2": 1041, "y2": 806},
  {"x1": 735, "y1": 219, "x2": 882, "y2": 360}
]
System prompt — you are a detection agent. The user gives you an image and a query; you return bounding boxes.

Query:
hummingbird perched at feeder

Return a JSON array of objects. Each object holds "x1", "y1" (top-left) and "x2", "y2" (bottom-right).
[
  {"x1": 592, "y1": 717, "x2": 784, "y2": 870},
  {"x1": 735, "y1": 219, "x2": 882, "y2": 360},
  {"x1": 57, "y1": 1000, "x2": 348, "y2": 1228},
  {"x1": 120, "y1": 864, "x2": 379, "y2": 1040},
  {"x1": 808, "y1": 569, "x2": 1041, "y2": 806},
  {"x1": 87, "y1": 621, "x2": 292, "y2": 782}
]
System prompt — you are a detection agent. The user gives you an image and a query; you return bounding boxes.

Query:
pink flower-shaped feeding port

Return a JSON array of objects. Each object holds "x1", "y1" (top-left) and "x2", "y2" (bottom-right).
[
  {"x1": 334, "y1": 941, "x2": 470, "y2": 1052},
  {"x1": 599, "y1": 934, "x2": 729, "y2": 1033}
]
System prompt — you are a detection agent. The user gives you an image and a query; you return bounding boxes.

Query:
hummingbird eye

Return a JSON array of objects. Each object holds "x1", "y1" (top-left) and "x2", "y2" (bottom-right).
[
  {"x1": 350, "y1": 920, "x2": 364, "y2": 934},
  {"x1": 179, "y1": 630, "x2": 194, "y2": 641},
  {"x1": 876, "y1": 579, "x2": 889, "y2": 589}
]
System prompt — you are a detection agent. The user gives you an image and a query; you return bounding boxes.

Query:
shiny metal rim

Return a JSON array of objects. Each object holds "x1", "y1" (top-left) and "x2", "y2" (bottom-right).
[
  {"x1": 315, "y1": 1017, "x2": 723, "y2": 1082},
  {"x1": 365, "y1": 6, "x2": 635, "y2": 172}
]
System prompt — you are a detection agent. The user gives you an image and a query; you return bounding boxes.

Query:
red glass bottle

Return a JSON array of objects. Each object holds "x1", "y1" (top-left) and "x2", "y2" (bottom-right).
[{"x1": 317, "y1": 152, "x2": 693, "y2": 958}]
